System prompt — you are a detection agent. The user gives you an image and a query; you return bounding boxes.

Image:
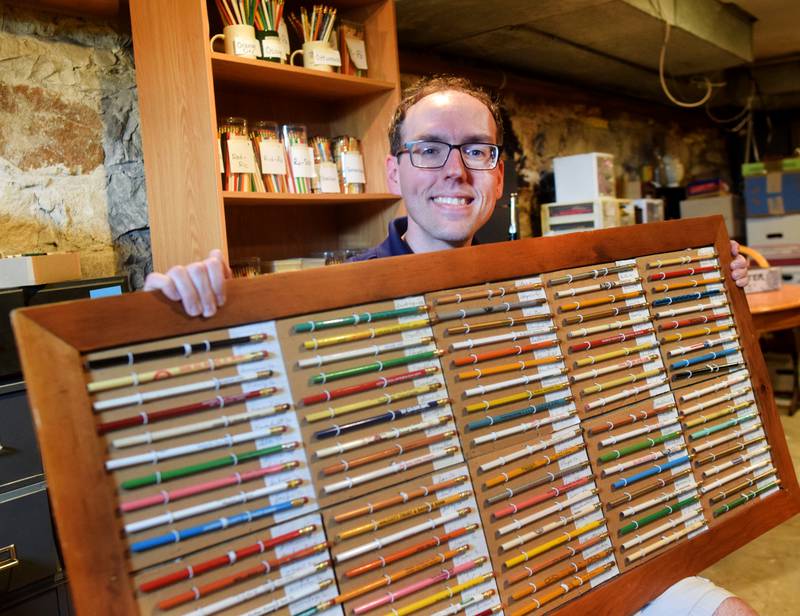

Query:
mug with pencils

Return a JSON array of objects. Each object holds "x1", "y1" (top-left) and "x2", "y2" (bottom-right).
[
  {"x1": 210, "y1": 24, "x2": 259, "y2": 59},
  {"x1": 290, "y1": 40, "x2": 340, "y2": 72}
]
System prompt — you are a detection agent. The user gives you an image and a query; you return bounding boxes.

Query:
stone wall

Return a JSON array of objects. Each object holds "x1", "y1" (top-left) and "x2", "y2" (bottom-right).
[{"x1": 0, "y1": 4, "x2": 148, "y2": 288}]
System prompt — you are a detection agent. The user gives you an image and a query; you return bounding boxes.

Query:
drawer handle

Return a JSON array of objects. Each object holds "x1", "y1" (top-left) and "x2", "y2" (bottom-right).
[
  {"x1": 766, "y1": 233, "x2": 783, "y2": 238},
  {"x1": 0, "y1": 544, "x2": 19, "y2": 572}
]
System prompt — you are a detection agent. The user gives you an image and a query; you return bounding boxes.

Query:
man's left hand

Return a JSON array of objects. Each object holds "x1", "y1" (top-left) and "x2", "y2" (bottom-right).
[{"x1": 729, "y1": 240, "x2": 749, "y2": 288}]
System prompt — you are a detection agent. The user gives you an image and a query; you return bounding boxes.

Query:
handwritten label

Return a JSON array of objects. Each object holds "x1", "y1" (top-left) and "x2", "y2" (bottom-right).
[
  {"x1": 316, "y1": 161, "x2": 340, "y2": 193},
  {"x1": 261, "y1": 35, "x2": 284, "y2": 59},
  {"x1": 226, "y1": 137, "x2": 257, "y2": 173},
  {"x1": 341, "y1": 151, "x2": 366, "y2": 184},
  {"x1": 278, "y1": 22, "x2": 291, "y2": 56},
  {"x1": 345, "y1": 36, "x2": 368, "y2": 70},
  {"x1": 258, "y1": 140, "x2": 287, "y2": 175},
  {"x1": 310, "y1": 47, "x2": 341, "y2": 67},
  {"x1": 233, "y1": 37, "x2": 259, "y2": 57},
  {"x1": 290, "y1": 145, "x2": 315, "y2": 178}
]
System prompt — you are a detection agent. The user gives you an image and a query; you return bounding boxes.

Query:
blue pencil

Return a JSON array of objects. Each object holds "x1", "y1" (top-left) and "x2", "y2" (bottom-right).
[
  {"x1": 466, "y1": 396, "x2": 573, "y2": 431},
  {"x1": 670, "y1": 347, "x2": 740, "y2": 370},
  {"x1": 652, "y1": 289, "x2": 722, "y2": 307},
  {"x1": 130, "y1": 497, "x2": 307, "y2": 553},
  {"x1": 611, "y1": 455, "x2": 690, "y2": 489}
]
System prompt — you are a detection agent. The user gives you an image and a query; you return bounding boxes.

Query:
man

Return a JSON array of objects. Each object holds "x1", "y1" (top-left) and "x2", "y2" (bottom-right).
[
  {"x1": 145, "y1": 76, "x2": 755, "y2": 616},
  {"x1": 144, "y1": 76, "x2": 748, "y2": 315}
]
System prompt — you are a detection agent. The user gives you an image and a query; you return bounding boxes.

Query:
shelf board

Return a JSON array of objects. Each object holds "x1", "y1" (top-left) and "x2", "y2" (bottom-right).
[
  {"x1": 211, "y1": 53, "x2": 396, "y2": 99},
  {"x1": 222, "y1": 192, "x2": 400, "y2": 206}
]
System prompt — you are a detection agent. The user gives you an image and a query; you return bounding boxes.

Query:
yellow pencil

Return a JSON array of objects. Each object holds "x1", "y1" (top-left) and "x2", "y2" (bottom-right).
[
  {"x1": 573, "y1": 342, "x2": 657, "y2": 368},
  {"x1": 683, "y1": 401, "x2": 752, "y2": 428},
  {"x1": 504, "y1": 519, "x2": 604, "y2": 568},
  {"x1": 305, "y1": 382, "x2": 441, "y2": 422},
  {"x1": 647, "y1": 253, "x2": 716, "y2": 268},
  {"x1": 464, "y1": 381, "x2": 569, "y2": 413},
  {"x1": 651, "y1": 277, "x2": 724, "y2": 293},
  {"x1": 303, "y1": 318, "x2": 431, "y2": 349},
  {"x1": 382, "y1": 572, "x2": 494, "y2": 616},
  {"x1": 580, "y1": 368, "x2": 664, "y2": 396},
  {"x1": 660, "y1": 323, "x2": 732, "y2": 343},
  {"x1": 457, "y1": 355, "x2": 561, "y2": 380}
]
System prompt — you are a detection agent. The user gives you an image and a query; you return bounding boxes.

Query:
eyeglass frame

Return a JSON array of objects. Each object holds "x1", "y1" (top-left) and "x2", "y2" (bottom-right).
[{"x1": 394, "y1": 140, "x2": 503, "y2": 170}]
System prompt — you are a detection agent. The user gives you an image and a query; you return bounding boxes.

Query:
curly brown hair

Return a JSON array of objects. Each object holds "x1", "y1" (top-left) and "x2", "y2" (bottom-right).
[{"x1": 388, "y1": 75, "x2": 504, "y2": 156}]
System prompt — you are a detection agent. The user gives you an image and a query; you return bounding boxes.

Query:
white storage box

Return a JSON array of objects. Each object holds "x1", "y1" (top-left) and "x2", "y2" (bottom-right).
[
  {"x1": 632, "y1": 198, "x2": 665, "y2": 224},
  {"x1": 553, "y1": 152, "x2": 615, "y2": 202},
  {"x1": 541, "y1": 198, "x2": 633, "y2": 235},
  {"x1": 746, "y1": 214, "x2": 800, "y2": 265},
  {"x1": 0, "y1": 252, "x2": 81, "y2": 289},
  {"x1": 679, "y1": 195, "x2": 743, "y2": 238}
]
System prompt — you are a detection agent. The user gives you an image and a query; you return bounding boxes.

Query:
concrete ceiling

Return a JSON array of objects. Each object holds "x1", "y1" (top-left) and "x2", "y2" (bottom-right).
[{"x1": 396, "y1": 0, "x2": 800, "y2": 109}]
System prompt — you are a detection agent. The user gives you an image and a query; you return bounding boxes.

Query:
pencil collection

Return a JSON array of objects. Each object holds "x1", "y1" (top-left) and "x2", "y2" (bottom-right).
[
  {"x1": 79, "y1": 244, "x2": 783, "y2": 614},
  {"x1": 287, "y1": 5, "x2": 338, "y2": 43},
  {"x1": 218, "y1": 116, "x2": 367, "y2": 195}
]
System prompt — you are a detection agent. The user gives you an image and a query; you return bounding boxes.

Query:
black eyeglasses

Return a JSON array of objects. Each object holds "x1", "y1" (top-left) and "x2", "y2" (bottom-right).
[{"x1": 395, "y1": 140, "x2": 501, "y2": 170}]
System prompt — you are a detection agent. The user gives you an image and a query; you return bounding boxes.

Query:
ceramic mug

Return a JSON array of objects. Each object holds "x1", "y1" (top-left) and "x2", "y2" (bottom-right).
[
  {"x1": 210, "y1": 24, "x2": 259, "y2": 59},
  {"x1": 289, "y1": 41, "x2": 338, "y2": 72},
  {"x1": 257, "y1": 29, "x2": 285, "y2": 62}
]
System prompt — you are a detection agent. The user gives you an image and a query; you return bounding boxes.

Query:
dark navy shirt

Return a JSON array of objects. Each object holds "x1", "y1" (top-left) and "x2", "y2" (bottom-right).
[
  {"x1": 349, "y1": 217, "x2": 414, "y2": 261},
  {"x1": 349, "y1": 216, "x2": 479, "y2": 261}
]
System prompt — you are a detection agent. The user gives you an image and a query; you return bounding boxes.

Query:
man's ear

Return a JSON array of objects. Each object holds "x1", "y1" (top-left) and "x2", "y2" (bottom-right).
[
  {"x1": 386, "y1": 154, "x2": 402, "y2": 195},
  {"x1": 495, "y1": 159, "x2": 505, "y2": 199}
]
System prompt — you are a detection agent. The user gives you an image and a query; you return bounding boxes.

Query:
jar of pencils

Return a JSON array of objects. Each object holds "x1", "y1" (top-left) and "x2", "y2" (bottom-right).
[
  {"x1": 333, "y1": 136, "x2": 366, "y2": 193},
  {"x1": 311, "y1": 136, "x2": 341, "y2": 193},
  {"x1": 251, "y1": 121, "x2": 288, "y2": 192},
  {"x1": 281, "y1": 124, "x2": 314, "y2": 194},
  {"x1": 219, "y1": 117, "x2": 259, "y2": 192}
]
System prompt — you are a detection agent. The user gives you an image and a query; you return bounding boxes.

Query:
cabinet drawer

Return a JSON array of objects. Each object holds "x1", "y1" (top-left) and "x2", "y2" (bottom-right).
[
  {"x1": 0, "y1": 383, "x2": 43, "y2": 489},
  {"x1": 0, "y1": 483, "x2": 62, "y2": 594}
]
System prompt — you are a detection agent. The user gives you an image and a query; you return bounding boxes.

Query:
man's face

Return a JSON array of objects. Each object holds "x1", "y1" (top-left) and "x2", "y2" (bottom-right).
[{"x1": 386, "y1": 90, "x2": 504, "y2": 253}]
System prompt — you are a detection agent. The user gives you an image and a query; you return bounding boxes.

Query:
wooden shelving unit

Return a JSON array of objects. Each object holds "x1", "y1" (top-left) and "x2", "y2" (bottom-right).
[{"x1": 129, "y1": 0, "x2": 401, "y2": 271}]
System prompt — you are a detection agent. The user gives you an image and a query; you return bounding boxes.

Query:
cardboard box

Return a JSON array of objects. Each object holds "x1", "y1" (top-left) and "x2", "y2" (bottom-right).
[
  {"x1": 0, "y1": 253, "x2": 81, "y2": 289},
  {"x1": 679, "y1": 195, "x2": 744, "y2": 239}
]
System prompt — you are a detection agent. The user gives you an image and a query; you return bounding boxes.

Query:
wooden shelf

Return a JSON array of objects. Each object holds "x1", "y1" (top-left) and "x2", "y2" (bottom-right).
[
  {"x1": 211, "y1": 53, "x2": 396, "y2": 99},
  {"x1": 222, "y1": 191, "x2": 399, "y2": 206}
]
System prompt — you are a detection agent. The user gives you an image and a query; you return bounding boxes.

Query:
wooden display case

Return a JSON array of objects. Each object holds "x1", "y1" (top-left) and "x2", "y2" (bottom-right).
[
  {"x1": 12, "y1": 218, "x2": 800, "y2": 615},
  {"x1": 129, "y1": 0, "x2": 402, "y2": 271}
]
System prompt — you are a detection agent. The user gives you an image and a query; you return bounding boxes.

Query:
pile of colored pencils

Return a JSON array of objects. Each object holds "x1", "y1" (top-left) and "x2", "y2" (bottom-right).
[
  {"x1": 287, "y1": 5, "x2": 337, "y2": 42},
  {"x1": 255, "y1": 0, "x2": 284, "y2": 32},
  {"x1": 214, "y1": 0, "x2": 259, "y2": 26}
]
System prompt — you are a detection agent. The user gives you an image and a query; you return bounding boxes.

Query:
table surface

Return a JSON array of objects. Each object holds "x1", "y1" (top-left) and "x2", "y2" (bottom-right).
[
  {"x1": 748, "y1": 284, "x2": 800, "y2": 314},
  {"x1": 747, "y1": 284, "x2": 800, "y2": 335}
]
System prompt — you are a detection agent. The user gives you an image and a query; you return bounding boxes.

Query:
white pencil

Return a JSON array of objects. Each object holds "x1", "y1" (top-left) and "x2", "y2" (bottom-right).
[
  {"x1": 335, "y1": 507, "x2": 471, "y2": 563},
  {"x1": 449, "y1": 326, "x2": 556, "y2": 351},
  {"x1": 296, "y1": 337, "x2": 432, "y2": 368},
  {"x1": 497, "y1": 488, "x2": 598, "y2": 536},
  {"x1": 478, "y1": 427, "x2": 581, "y2": 472},
  {"x1": 105, "y1": 428, "x2": 291, "y2": 470},
  {"x1": 124, "y1": 479, "x2": 302, "y2": 533},
  {"x1": 111, "y1": 405, "x2": 289, "y2": 448},
  {"x1": 323, "y1": 446, "x2": 458, "y2": 494},
  {"x1": 92, "y1": 369, "x2": 273, "y2": 412}
]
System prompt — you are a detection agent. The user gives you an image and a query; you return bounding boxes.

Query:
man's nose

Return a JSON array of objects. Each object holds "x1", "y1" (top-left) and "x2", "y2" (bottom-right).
[{"x1": 442, "y1": 146, "x2": 468, "y2": 177}]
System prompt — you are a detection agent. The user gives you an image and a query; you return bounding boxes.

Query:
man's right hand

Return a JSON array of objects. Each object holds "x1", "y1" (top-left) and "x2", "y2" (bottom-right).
[{"x1": 143, "y1": 249, "x2": 232, "y2": 318}]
